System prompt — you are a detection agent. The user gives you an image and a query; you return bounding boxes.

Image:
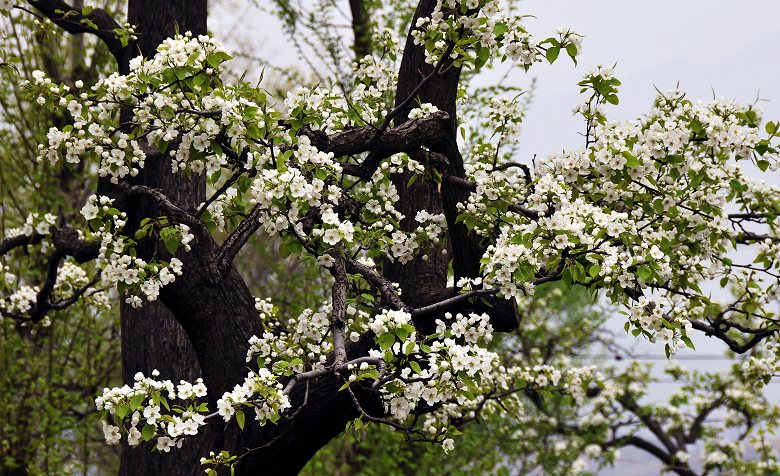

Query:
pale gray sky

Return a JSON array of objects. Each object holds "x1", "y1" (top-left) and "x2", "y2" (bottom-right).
[
  {"x1": 211, "y1": 2, "x2": 780, "y2": 474},
  {"x1": 516, "y1": 0, "x2": 780, "y2": 159}
]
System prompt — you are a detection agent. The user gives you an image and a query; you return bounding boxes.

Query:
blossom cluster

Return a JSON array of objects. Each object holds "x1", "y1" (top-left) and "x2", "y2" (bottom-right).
[
  {"x1": 95, "y1": 370, "x2": 208, "y2": 451},
  {"x1": 2, "y1": 212, "x2": 56, "y2": 239},
  {"x1": 81, "y1": 195, "x2": 186, "y2": 306},
  {"x1": 216, "y1": 368, "x2": 291, "y2": 425},
  {"x1": 411, "y1": 0, "x2": 581, "y2": 70},
  {"x1": 460, "y1": 68, "x2": 780, "y2": 355}
]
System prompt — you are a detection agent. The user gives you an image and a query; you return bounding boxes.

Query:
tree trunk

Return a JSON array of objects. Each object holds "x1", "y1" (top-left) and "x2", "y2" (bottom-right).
[
  {"x1": 384, "y1": 0, "x2": 460, "y2": 308},
  {"x1": 386, "y1": 0, "x2": 519, "y2": 331},
  {"x1": 116, "y1": 2, "x2": 211, "y2": 475}
]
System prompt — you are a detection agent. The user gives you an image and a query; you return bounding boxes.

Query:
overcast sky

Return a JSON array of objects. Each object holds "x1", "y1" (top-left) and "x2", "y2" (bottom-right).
[
  {"x1": 515, "y1": 0, "x2": 780, "y2": 159},
  {"x1": 212, "y1": 2, "x2": 780, "y2": 474}
]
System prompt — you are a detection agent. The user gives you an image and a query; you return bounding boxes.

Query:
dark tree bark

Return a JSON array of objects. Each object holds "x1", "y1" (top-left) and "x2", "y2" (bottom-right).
[
  {"x1": 349, "y1": 0, "x2": 371, "y2": 58},
  {"x1": 384, "y1": 0, "x2": 519, "y2": 329},
  {"x1": 383, "y1": 0, "x2": 460, "y2": 308},
  {"x1": 115, "y1": 2, "x2": 213, "y2": 475}
]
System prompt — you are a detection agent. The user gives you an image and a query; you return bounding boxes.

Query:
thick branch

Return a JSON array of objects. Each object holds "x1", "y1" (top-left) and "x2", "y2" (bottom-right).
[
  {"x1": 442, "y1": 175, "x2": 540, "y2": 220},
  {"x1": 117, "y1": 183, "x2": 209, "y2": 235},
  {"x1": 686, "y1": 397, "x2": 722, "y2": 444},
  {"x1": 307, "y1": 110, "x2": 453, "y2": 176},
  {"x1": 619, "y1": 395, "x2": 678, "y2": 455},
  {"x1": 0, "y1": 233, "x2": 40, "y2": 255},
  {"x1": 344, "y1": 256, "x2": 409, "y2": 312},
  {"x1": 1, "y1": 227, "x2": 98, "y2": 262},
  {"x1": 216, "y1": 204, "x2": 264, "y2": 274},
  {"x1": 27, "y1": 248, "x2": 65, "y2": 322},
  {"x1": 607, "y1": 435, "x2": 696, "y2": 476},
  {"x1": 26, "y1": 0, "x2": 132, "y2": 65},
  {"x1": 348, "y1": 0, "x2": 371, "y2": 58}
]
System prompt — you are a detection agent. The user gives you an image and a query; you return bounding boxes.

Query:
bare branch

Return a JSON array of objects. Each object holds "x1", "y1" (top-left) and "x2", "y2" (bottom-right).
[
  {"x1": 344, "y1": 256, "x2": 409, "y2": 312},
  {"x1": 216, "y1": 203, "x2": 265, "y2": 273},
  {"x1": 411, "y1": 287, "x2": 499, "y2": 316}
]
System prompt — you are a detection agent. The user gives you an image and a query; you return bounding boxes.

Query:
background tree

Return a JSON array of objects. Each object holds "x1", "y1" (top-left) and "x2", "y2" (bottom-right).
[
  {"x1": 0, "y1": 3, "x2": 123, "y2": 473},
  {"x1": 1, "y1": 1, "x2": 780, "y2": 475}
]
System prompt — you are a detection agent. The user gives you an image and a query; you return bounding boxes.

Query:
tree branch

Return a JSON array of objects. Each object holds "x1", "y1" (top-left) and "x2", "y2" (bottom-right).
[
  {"x1": 26, "y1": 0, "x2": 133, "y2": 65},
  {"x1": 308, "y1": 110, "x2": 453, "y2": 177},
  {"x1": 1, "y1": 227, "x2": 98, "y2": 262},
  {"x1": 348, "y1": 0, "x2": 371, "y2": 58},
  {"x1": 690, "y1": 319, "x2": 776, "y2": 354},
  {"x1": 117, "y1": 183, "x2": 211, "y2": 240},
  {"x1": 330, "y1": 255, "x2": 348, "y2": 366},
  {"x1": 618, "y1": 394, "x2": 678, "y2": 455},
  {"x1": 216, "y1": 203, "x2": 265, "y2": 274},
  {"x1": 441, "y1": 175, "x2": 540, "y2": 220},
  {"x1": 344, "y1": 256, "x2": 409, "y2": 312},
  {"x1": 410, "y1": 287, "x2": 499, "y2": 317}
]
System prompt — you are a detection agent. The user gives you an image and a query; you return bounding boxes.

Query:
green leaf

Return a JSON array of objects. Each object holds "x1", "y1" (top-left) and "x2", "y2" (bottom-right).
[
  {"x1": 475, "y1": 44, "x2": 491, "y2": 70},
  {"x1": 565, "y1": 43, "x2": 578, "y2": 63},
  {"x1": 116, "y1": 405, "x2": 130, "y2": 420},
  {"x1": 80, "y1": 18, "x2": 98, "y2": 30},
  {"x1": 409, "y1": 361, "x2": 422, "y2": 374},
  {"x1": 163, "y1": 237, "x2": 179, "y2": 255},
  {"x1": 637, "y1": 266, "x2": 653, "y2": 281},
  {"x1": 546, "y1": 46, "x2": 560, "y2": 64},
  {"x1": 235, "y1": 410, "x2": 245, "y2": 430},
  {"x1": 130, "y1": 394, "x2": 145, "y2": 411},
  {"x1": 588, "y1": 264, "x2": 601, "y2": 278},
  {"x1": 623, "y1": 152, "x2": 641, "y2": 168},
  {"x1": 207, "y1": 54, "x2": 223, "y2": 69},
  {"x1": 142, "y1": 424, "x2": 156, "y2": 441},
  {"x1": 404, "y1": 341, "x2": 415, "y2": 355},
  {"x1": 681, "y1": 336, "x2": 695, "y2": 350},
  {"x1": 378, "y1": 333, "x2": 395, "y2": 350}
]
